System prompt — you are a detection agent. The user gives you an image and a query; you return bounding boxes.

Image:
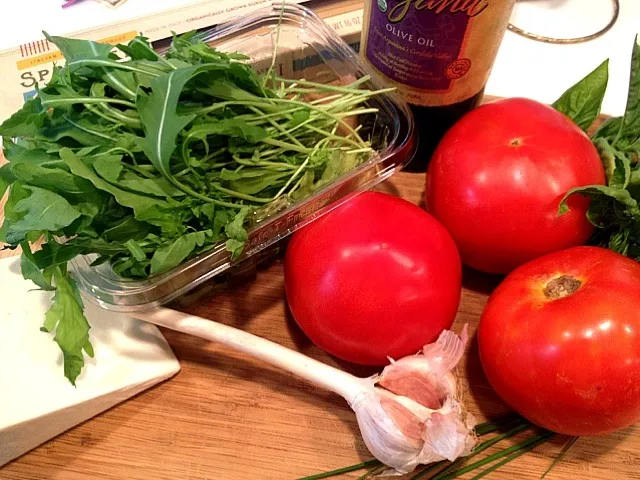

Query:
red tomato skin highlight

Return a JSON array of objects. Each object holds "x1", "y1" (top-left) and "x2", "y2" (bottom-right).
[
  {"x1": 426, "y1": 97, "x2": 606, "y2": 274},
  {"x1": 284, "y1": 191, "x2": 462, "y2": 365},
  {"x1": 478, "y1": 246, "x2": 640, "y2": 436}
]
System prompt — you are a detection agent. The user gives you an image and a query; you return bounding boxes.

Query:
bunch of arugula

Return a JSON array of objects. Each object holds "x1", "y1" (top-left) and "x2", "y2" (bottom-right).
[
  {"x1": 0, "y1": 32, "x2": 388, "y2": 384},
  {"x1": 556, "y1": 35, "x2": 640, "y2": 257}
]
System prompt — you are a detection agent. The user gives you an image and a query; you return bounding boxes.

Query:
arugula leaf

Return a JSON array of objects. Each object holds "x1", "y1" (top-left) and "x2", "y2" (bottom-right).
[
  {"x1": 196, "y1": 78, "x2": 261, "y2": 103},
  {"x1": 41, "y1": 267, "x2": 93, "y2": 386},
  {"x1": 228, "y1": 170, "x2": 291, "y2": 195},
  {"x1": 225, "y1": 207, "x2": 250, "y2": 259},
  {"x1": 30, "y1": 109, "x2": 115, "y2": 148},
  {"x1": 189, "y1": 119, "x2": 267, "y2": 143},
  {"x1": 3, "y1": 139, "x2": 63, "y2": 167},
  {"x1": 0, "y1": 165, "x2": 17, "y2": 199},
  {"x1": 291, "y1": 110, "x2": 311, "y2": 126},
  {"x1": 124, "y1": 239, "x2": 148, "y2": 262},
  {"x1": 219, "y1": 169, "x2": 242, "y2": 181},
  {"x1": 552, "y1": 59, "x2": 609, "y2": 132},
  {"x1": 134, "y1": 66, "x2": 209, "y2": 188},
  {"x1": 6, "y1": 185, "x2": 83, "y2": 243},
  {"x1": 318, "y1": 150, "x2": 362, "y2": 188},
  {"x1": 134, "y1": 205, "x2": 187, "y2": 236},
  {"x1": 11, "y1": 162, "x2": 98, "y2": 199},
  {"x1": 2, "y1": 181, "x2": 31, "y2": 224},
  {"x1": 45, "y1": 33, "x2": 113, "y2": 63},
  {"x1": 20, "y1": 243, "x2": 56, "y2": 291},
  {"x1": 46, "y1": 32, "x2": 137, "y2": 101},
  {"x1": 102, "y1": 216, "x2": 150, "y2": 242},
  {"x1": 60, "y1": 148, "x2": 169, "y2": 216},
  {"x1": 117, "y1": 36, "x2": 162, "y2": 61},
  {"x1": 213, "y1": 209, "x2": 231, "y2": 237},
  {"x1": 0, "y1": 97, "x2": 44, "y2": 138},
  {"x1": 117, "y1": 171, "x2": 186, "y2": 198},
  {"x1": 93, "y1": 155, "x2": 123, "y2": 182},
  {"x1": 32, "y1": 242, "x2": 83, "y2": 269},
  {"x1": 150, "y1": 231, "x2": 205, "y2": 275}
]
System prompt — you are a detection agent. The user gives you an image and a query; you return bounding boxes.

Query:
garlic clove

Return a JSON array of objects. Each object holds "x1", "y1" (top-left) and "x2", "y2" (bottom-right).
[
  {"x1": 352, "y1": 390, "x2": 425, "y2": 474},
  {"x1": 376, "y1": 324, "x2": 469, "y2": 405},
  {"x1": 419, "y1": 399, "x2": 477, "y2": 462},
  {"x1": 378, "y1": 366, "x2": 449, "y2": 409},
  {"x1": 349, "y1": 326, "x2": 476, "y2": 475}
]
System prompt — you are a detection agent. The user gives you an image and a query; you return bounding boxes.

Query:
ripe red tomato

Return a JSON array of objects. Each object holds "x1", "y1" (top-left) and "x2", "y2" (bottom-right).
[
  {"x1": 284, "y1": 191, "x2": 462, "y2": 365},
  {"x1": 478, "y1": 246, "x2": 640, "y2": 436},
  {"x1": 426, "y1": 97, "x2": 606, "y2": 274}
]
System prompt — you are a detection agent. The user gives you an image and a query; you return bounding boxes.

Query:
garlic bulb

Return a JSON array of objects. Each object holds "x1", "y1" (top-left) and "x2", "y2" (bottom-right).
[
  {"x1": 135, "y1": 308, "x2": 475, "y2": 475},
  {"x1": 349, "y1": 325, "x2": 476, "y2": 475}
]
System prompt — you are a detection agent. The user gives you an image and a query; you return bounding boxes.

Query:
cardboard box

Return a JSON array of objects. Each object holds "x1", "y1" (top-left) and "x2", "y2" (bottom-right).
[{"x1": 0, "y1": 0, "x2": 321, "y2": 123}]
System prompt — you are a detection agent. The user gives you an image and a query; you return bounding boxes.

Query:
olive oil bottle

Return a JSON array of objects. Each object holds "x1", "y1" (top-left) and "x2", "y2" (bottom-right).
[{"x1": 361, "y1": 0, "x2": 516, "y2": 172}]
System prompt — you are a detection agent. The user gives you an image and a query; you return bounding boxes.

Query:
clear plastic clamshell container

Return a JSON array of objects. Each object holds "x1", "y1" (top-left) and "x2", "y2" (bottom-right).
[{"x1": 71, "y1": 2, "x2": 416, "y2": 312}]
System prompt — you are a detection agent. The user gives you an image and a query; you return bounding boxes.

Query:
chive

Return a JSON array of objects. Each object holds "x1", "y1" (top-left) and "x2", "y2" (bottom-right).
[
  {"x1": 297, "y1": 459, "x2": 382, "y2": 480},
  {"x1": 471, "y1": 433, "x2": 556, "y2": 479},
  {"x1": 474, "y1": 414, "x2": 528, "y2": 436},
  {"x1": 410, "y1": 461, "x2": 448, "y2": 479},
  {"x1": 435, "y1": 431, "x2": 555, "y2": 480},
  {"x1": 302, "y1": 415, "x2": 532, "y2": 480},
  {"x1": 357, "y1": 464, "x2": 387, "y2": 479},
  {"x1": 541, "y1": 436, "x2": 579, "y2": 479},
  {"x1": 429, "y1": 422, "x2": 532, "y2": 480}
]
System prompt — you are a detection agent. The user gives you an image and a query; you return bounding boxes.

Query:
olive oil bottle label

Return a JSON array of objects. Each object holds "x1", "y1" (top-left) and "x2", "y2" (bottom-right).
[{"x1": 361, "y1": 0, "x2": 515, "y2": 106}]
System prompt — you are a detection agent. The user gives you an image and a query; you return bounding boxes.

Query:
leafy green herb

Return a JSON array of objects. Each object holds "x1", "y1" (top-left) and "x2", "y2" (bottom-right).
[
  {"x1": 5, "y1": 185, "x2": 83, "y2": 244},
  {"x1": 40, "y1": 266, "x2": 93, "y2": 386},
  {"x1": 20, "y1": 243, "x2": 56, "y2": 291},
  {"x1": 150, "y1": 231, "x2": 205, "y2": 275},
  {"x1": 552, "y1": 59, "x2": 609, "y2": 132},
  {"x1": 557, "y1": 35, "x2": 640, "y2": 259},
  {"x1": 0, "y1": 31, "x2": 387, "y2": 383}
]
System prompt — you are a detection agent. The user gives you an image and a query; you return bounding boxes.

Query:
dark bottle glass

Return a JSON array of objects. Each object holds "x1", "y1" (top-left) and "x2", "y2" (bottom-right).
[
  {"x1": 360, "y1": 0, "x2": 515, "y2": 172},
  {"x1": 404, "y1": 89, "x2": 483, "y2": 172}
]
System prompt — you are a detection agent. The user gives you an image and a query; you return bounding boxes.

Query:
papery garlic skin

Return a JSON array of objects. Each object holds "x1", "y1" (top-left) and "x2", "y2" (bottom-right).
[
  {"x1": 348, "y1": 326, "x2": 476, "y2": 475},
  {"x1": 351, "y1": 387, "x2": 426, "y2": 473}
]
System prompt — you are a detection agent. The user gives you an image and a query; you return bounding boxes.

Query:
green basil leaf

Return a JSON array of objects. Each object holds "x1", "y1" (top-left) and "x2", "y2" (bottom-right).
[
  {"x1": 594, "y1": 138, "x2": 631, "y2": 189},
  {"x1": 592, "y1": 116, "x2": 622, "y2": 142},
  {"x1": 613, "y1": 35, "x2": 640, "y2": 147},
  {"x1": 552, "y1": 59, "x2": 609, "y2": 132},
  {"x1": 559, "y1": 185, "x2": 639, "y2": 218}
]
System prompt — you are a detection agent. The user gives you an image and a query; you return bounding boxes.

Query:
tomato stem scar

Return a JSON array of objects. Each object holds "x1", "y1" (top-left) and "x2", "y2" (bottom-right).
[{"x1": 543, "y1": 275, "x2": 582, "y2": 299}]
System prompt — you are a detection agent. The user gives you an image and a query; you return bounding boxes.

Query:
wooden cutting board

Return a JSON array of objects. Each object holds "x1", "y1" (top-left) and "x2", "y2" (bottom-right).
[{"x1": 0, "y1": 168, "x2": 639, "y2": 479}]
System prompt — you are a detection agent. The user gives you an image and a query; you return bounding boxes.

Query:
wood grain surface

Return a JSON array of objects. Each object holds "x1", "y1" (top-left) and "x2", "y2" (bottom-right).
[{"x1": 1, "y1": 170, "x2": 639, "y2": 480}]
